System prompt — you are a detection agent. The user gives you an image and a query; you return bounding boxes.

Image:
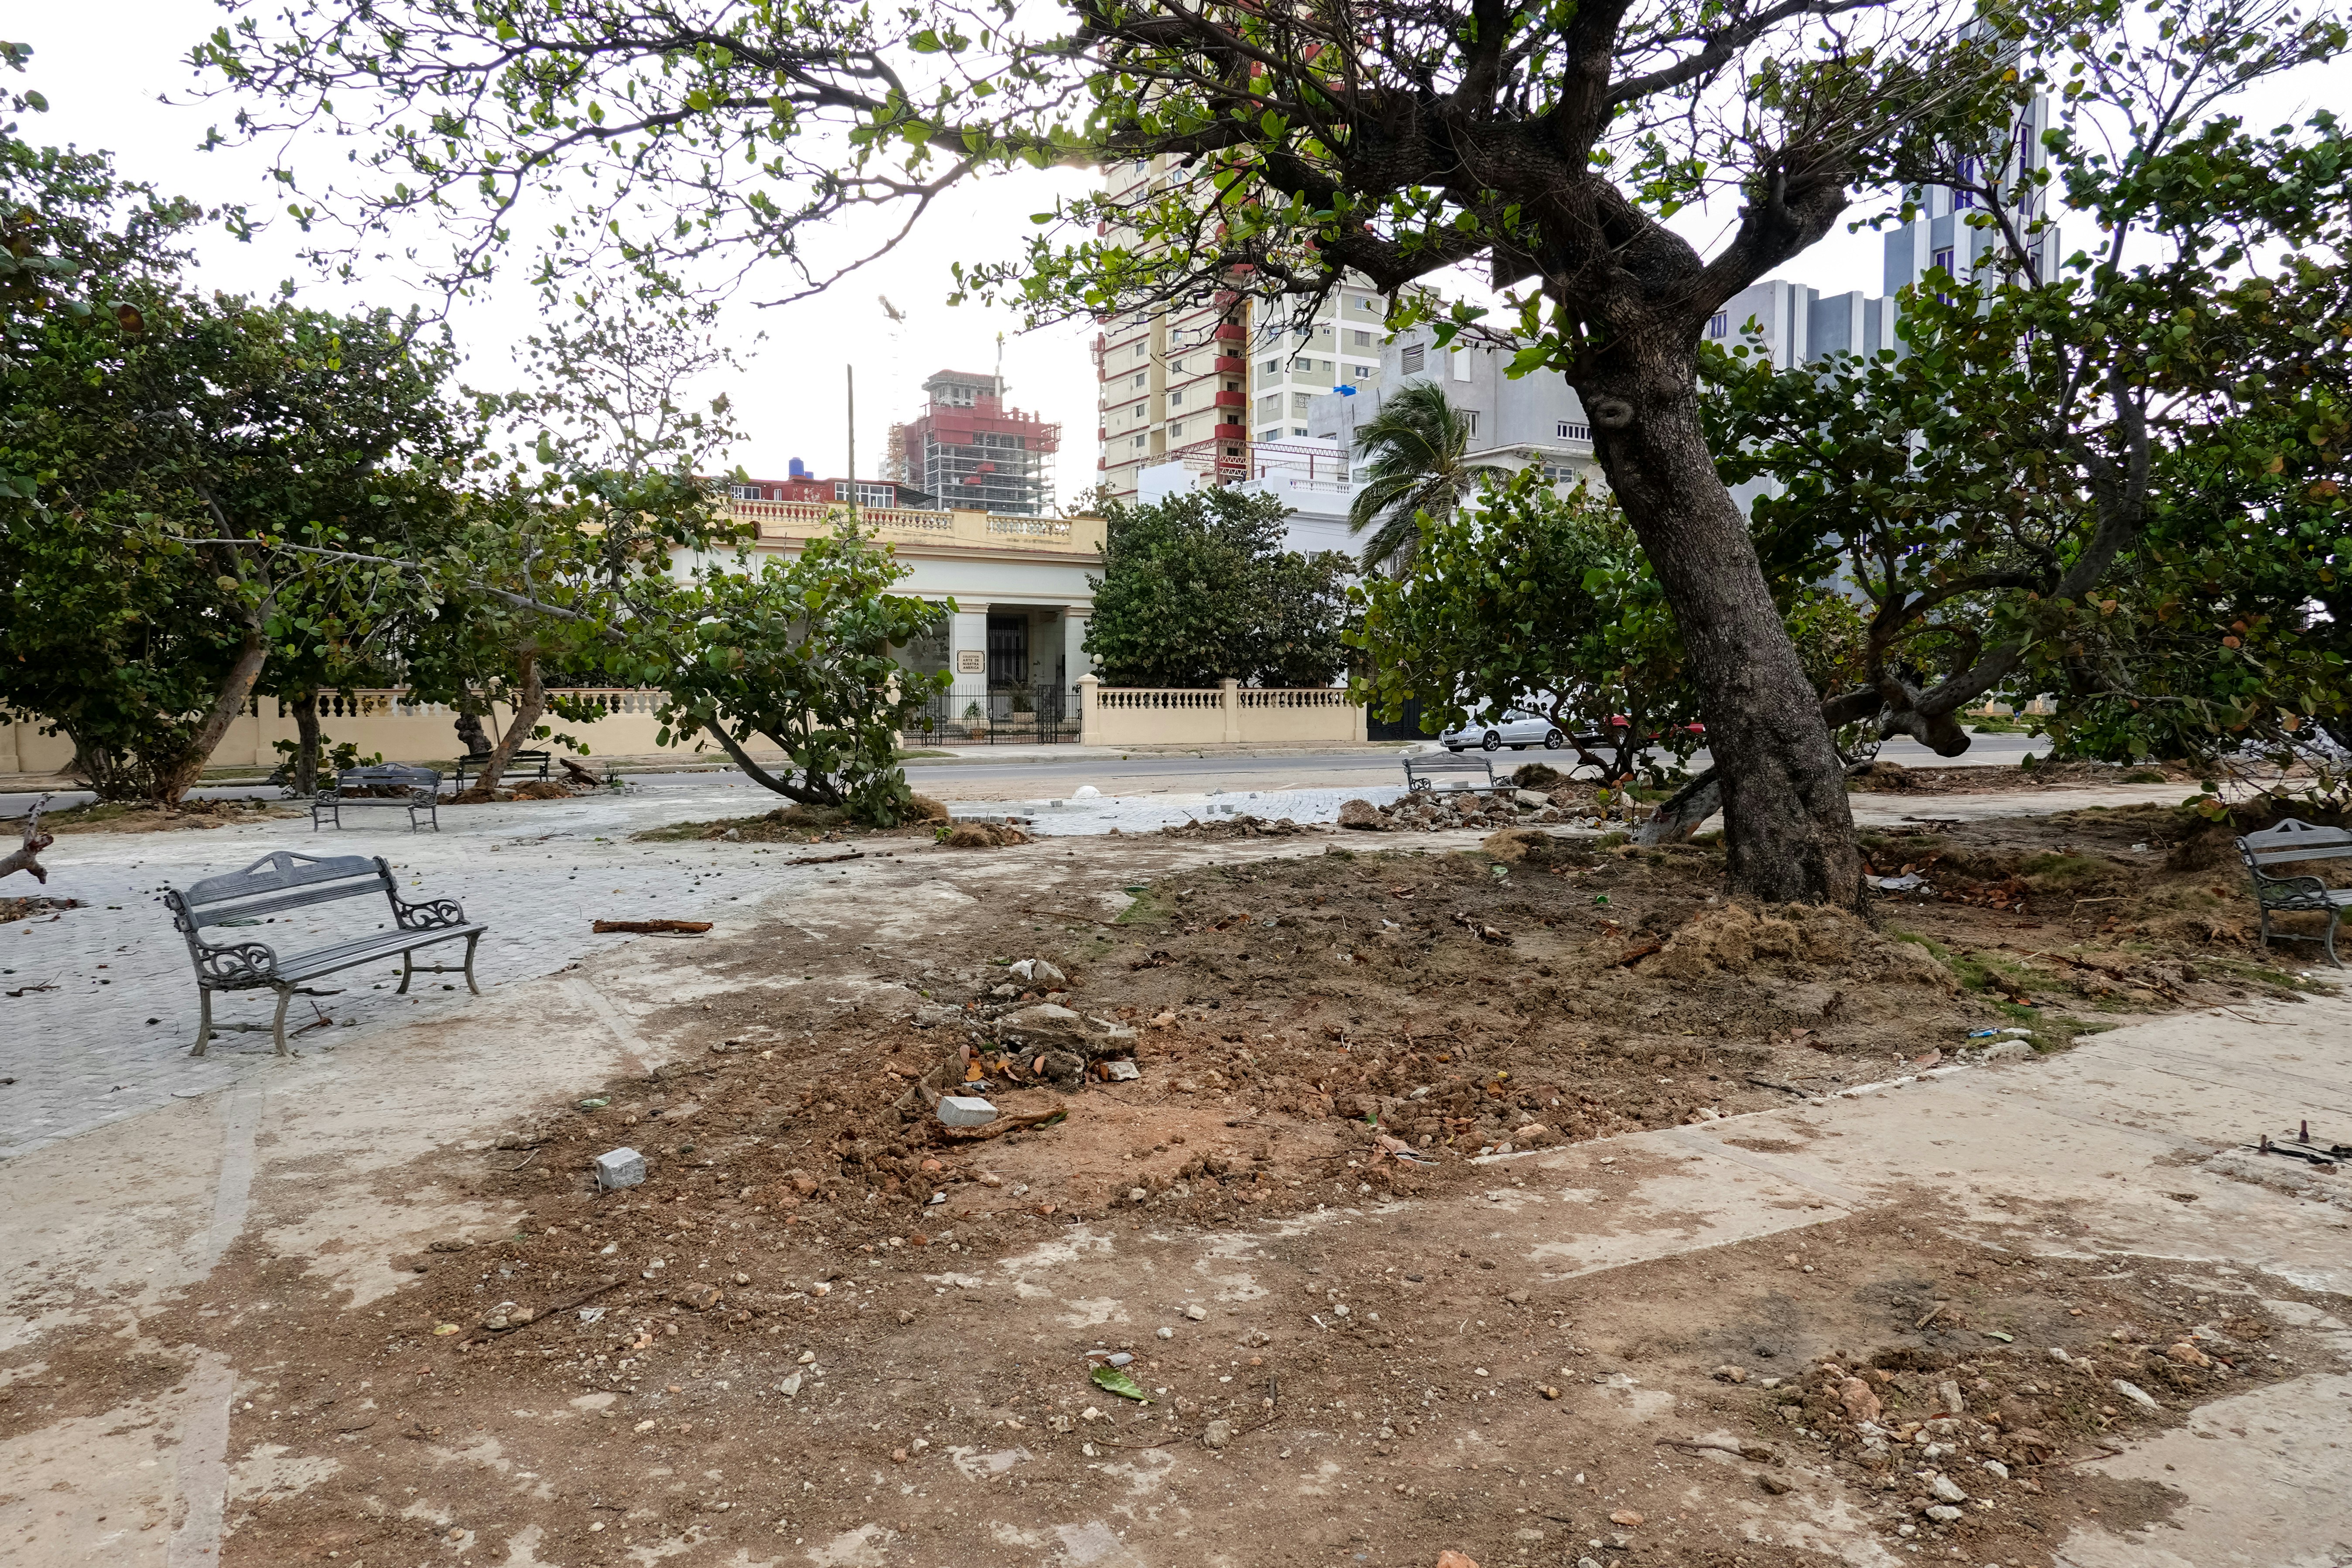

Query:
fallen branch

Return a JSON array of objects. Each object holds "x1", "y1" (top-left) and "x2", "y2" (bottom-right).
[
  {"x1": 592, "y1": 919, "x2": 714, "y2": 934},
  {"x1": 937, "y1": 1108, "x2": 1067, "y2": 1142},
  {"x1": 1746, "y1": 1073, "x2": 1812, "y2": 1097},
  {"x1": 1, "y1": 795, "x2": 55, "y2": 885},
  {"x1": 482, "y1": 1274, "x2": 623, "y2": 1334},
  {"x1": 1613, "y1": 939, "x2": 1663, "y2": 967},
  {"x1": 786, "y1": 850, "x2": 864, "y2": 867}
]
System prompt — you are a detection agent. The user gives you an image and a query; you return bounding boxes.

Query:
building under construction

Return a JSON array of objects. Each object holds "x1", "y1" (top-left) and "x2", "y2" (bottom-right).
[{"x1": 894, "y1": 370, "x2": 1060, "y2": 516}]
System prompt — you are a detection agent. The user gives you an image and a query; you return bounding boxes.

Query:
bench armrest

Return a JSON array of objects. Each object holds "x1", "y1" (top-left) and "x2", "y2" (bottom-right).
[
  {"x1": 2252, "y1": 870, "x2": 2328, "y2": 901},
  {"x1": 394, "y1": 895, "x2": 467, "y2": 930},
  {"x1": 193, "y1": 940, "x2": 282, "y2": 984}
]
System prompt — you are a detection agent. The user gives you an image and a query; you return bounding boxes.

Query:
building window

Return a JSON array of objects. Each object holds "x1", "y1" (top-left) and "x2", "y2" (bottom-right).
[
  {"x1": 1263, "y1": 357, "x2": 1279, "y2": 374},
  {"x1": 1170, "y1": 389, "x2": 1183, "y2": 406},
  {"x1": 1292, "y1": 426, "x2": 1309, "y2": 436},
  {"x1": 1352, "y1": 329, "x2": 1373, "y2": 347},
  {"x1": 1462, "y1": 410, "x2": 1478, "y2": 434},
  {"x1": 1932, "y1": 246, "x2": 1955, "y2": 275},
  {"x1": 1557, "y1": 421, "x2": 1591, "y2": 441},
  {"x1": 1402, "y1": 344, "x2": 1424, "y2": 373},
  {"x1": 1708, "y1": 312, "x2": 1729, "y2": 339},
  {"x1": 833, "y1": 481, "x2": 850, "y2": 501},
  {"x1": 730, "y1": 484, "x2": 764, "y2": 501},
  {"x1": 1132, "y1": 371, "x2": 1146, "y2": 388},
  {"x1": 1290, "y1": 392, "x2": 1313, "y2": 417},
  {"x1": 1133, "y1": 435, "x2": 1147, "y2": 450}
]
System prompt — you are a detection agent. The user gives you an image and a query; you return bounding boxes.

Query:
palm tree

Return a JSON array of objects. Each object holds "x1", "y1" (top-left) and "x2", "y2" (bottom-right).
[{"x1": 1345, "y1": 379, "x2": 1504, "y2": 573}]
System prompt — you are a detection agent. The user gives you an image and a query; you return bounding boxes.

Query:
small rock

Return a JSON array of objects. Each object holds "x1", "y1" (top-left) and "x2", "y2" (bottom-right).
[
  {"x1": 1839, "y1": 1376, "x2": 1884, "y2": 1424},
  {"x1": 1436, "y1": 1553, "x2": 1481, "y2": 1568},
  {"x1": 1105, "y1": 1059, "x2": 1141, "y2": 1082},
  {"x1": 1183, "y1": 1304, "x2": 1207, "y2": 1321},
  {"x1": 798, "y1": 1349, "x2": 817, "y2": 1363},
  {"x1": 1337, "y1": 798, "x2": 1385, "y2": 830},
  {"x1": 1080, "y1": 1406, "x2": 1104, "y2": 1422},
  {"x1": 2047, "y1": 1346, "x2": 2072, "y2": 1363},
  {"x1": 1128, "y1": 1187, "x2": 1149, "y2": 1203},
  {"x1": 1981, "y1": 1459, "x2": 2010, "y2": 1480},
  {"x1": 1757, "y1": 1472, "x2": 1793, "y2": 1496},
  {"x1": 891, "y1": 1447, "x2": 908, "y2": 1463},
  {"x1": 673, "y1": 1283, "x2": 721, "y2": 1311},
  {"x1": 2164, "y1": 1341, "x2": 2212, "y2": 1367},
  {"x1": 1939, "y1": 1379, "x2": 1966, "y2": 1415},
  {"x1": 1928, "y1": 1475, "x2": 1968, "y2": 1503},
  {"x1": 937, "y1": 1096, "x2": 999, "y2": 1128},
  {"x1": 1540, "y1": 1385, "x2": 1562, "y2": 1400},
  {"x1": 1713, "y1": 1365, "x2": 1748, "y2": 1384},
  {"x1": 1031, "y1": 960, "x2": 1068, "y2": 986},
  {"x1": 1202, "y1": 1419, "x2": 1234, "y2": 1450},
  {"x1": 774, "y1": 1373, "x2": 802, "y2": 1397},
  {"x1": 1513, "y1": 789, "x2": 1550, "y2": 809},
  {"x1": 592, "y1": 1147, "x2": 646, "y2": 1191},
  {"x1": 2112, "y1": 1378, "x2": 2161, "y2": 1411},
  {"x1": 1923, "y1": 1504, "x2": 1963, "y2": 1524},
  {"x1": 1608, "y1": 1509, "x2": 1645, "y2": 1527},
  {"x1": 896, "y1": 1309, "x2": 915, "y2": 1325},
  {"x1": 733, "y1": 1271, "x2": 751, "y2": 1286},
  {"x1": 1156, "y1": 1326, "x2": 1175, "y2": 1339}
]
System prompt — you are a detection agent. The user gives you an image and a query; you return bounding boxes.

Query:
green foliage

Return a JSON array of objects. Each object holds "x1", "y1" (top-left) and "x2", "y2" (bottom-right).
[
  {"x1": 1346, "y1": 475, "x2": 1699, "y2": 783},
  {"x1": 1704, "y1": 0, "x2": 2351, "y2": 785},
  {"x1": 1344, "y1": 381, "x2": 1506, "y2": 574},
  {"x1": 645, "y1": 527, "x2": 951, "y2": 827},
  {"x1": 1085, "y1": 489, "x2": 1349, "y2": 688}
]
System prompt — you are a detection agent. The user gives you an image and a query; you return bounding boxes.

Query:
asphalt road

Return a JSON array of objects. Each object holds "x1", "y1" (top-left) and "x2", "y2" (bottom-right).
[{"x1": 0, "y1": 730, "x2": 2046, "y2": 819}]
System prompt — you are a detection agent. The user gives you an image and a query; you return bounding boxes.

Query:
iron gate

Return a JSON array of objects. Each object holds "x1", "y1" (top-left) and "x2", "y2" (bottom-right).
[{"x1": 910, "y1": 683, "x2": 1075, "y2": 745}]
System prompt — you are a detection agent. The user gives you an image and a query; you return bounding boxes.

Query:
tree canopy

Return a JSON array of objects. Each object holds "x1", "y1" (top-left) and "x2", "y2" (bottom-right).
[{"x1": 1084, "y1": 490, "x2": 1350, "y2": 689}]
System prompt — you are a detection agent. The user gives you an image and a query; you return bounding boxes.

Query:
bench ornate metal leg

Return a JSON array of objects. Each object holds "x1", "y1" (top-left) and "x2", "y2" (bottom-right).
[
  {"x1": 270, "y1": 987, "x2": 297, "y2": 1055},
  {"x1": 463, "y1": 931, "x2": 482, "y2": 994},
  {"x1": 191, "y1": 990, "x2": 215, "y2": 1057},
  {"x1": 397, "y1": 950, "x2": 415, "y2": 994}
]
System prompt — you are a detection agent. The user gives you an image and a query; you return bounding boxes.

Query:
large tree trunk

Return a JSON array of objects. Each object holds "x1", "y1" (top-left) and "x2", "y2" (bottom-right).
[
  {"x1": 290, "y1": 689, "x2": 323, "y2": 796},
  {"x1": 151, "y1": 627, "x2": 270, "y2": 807},
  {"x1": 471, "y1": 652, "x2": 545, "y2": 796},
  {"x1": 1582, "y1": 375, "x2": 1861, "y2": 907}
]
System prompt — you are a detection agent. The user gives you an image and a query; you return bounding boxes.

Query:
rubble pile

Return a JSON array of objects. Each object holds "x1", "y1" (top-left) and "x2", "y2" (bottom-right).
[{"x1": 1337, "y1": 784, "x2": 1646, "y2": 833}]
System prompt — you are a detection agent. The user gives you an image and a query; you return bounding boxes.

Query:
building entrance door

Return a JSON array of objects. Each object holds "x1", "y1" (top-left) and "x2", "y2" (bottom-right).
[{"x1": 986, "y1": 614, "x2": 1029, "y2": 687}]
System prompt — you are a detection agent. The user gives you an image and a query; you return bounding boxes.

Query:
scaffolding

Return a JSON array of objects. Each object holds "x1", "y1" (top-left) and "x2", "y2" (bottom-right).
[{"x1": 899, "y1": 371, "x2": 1062, "y2": 516}]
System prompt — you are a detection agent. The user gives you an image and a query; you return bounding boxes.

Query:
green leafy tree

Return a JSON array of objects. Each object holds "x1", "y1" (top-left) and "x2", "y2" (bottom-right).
[
  {"x1": 643, "y1": 527, "x2": 951, "y2": 824},
  {"x1": 198, "y1": 0, "x2": 2061, "y2": 907},
  {"x1": 1348, "y1": 475, "x2": 1699, "y2": 783},
  {"x1": 1084, "y1": 490, "x2": 1350, "y2": 688},
  {"x1": 1705, "y1": 0, "x2": 2351, "y2": 810},
  {"x1": 1345, "y1": 381, "x2": 1507, "y2": 575}
]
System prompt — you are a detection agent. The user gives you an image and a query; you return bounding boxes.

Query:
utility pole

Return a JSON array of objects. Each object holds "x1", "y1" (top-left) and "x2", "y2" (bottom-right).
[{"x1": 845, "y1": 364, "x2": 857, "y2": 532}]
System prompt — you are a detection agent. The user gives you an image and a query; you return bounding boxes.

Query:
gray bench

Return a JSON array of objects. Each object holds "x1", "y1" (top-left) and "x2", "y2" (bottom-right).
[
  {"x1": 2239, "y1": 817, "x2": 2352, "y2": 967},
  {"x1": 313, "y1": 763, "x2": 441, "y2": 831},
  {"x1": 165, "y1": 849, "x2": 486, "y2": 1055},
  {"x1": 453, "y1": 749, "x2": 551, "y2": 790},
  {"x1": 1404, "y1": 750, "x2": 1500, "y2": 793}
]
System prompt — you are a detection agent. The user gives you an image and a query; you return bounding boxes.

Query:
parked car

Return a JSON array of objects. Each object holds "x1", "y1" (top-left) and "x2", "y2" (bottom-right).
[{"x1": 1439, "y1": 708, "x2": 1566, "y2": 752}]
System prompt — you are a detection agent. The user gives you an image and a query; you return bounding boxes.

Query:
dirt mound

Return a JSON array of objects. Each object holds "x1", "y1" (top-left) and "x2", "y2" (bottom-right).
[
  {"x1": 509, "y1": 779, "x2": 577, "y2": 800},
  {"x1": 1654, "y1": 902, "x2": 1956, "y2": 993},
  {"x1": 1159, "y1": 813, "x2": 1322, "y2": 840},
  {"x1": 1480, "y1": 827, "x2": 1595, "y2": 868},
  {"x1": 1, "y1": 895, "x2": 82, "y2": 924},
  {"x1": 942, "y1": 820, "x2": 1032, "y2": 848}
]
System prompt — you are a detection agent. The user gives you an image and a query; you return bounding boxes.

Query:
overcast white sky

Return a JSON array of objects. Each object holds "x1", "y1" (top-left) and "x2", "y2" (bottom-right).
[{"x1": 20, "y1": 3, "x2": 2345, "y2": 506}]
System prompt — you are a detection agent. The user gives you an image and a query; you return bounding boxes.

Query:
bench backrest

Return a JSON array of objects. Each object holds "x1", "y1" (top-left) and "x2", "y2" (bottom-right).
[
  {"x1": 337, "y1": 763, "x2": 440, "y2": 790},
  {"x1": 2239, "y1": 817, "x2": 2352, "y2": 873},
  {"x1": 168, "y1": 849, "x2": 396, "y2": 929},
  {"x1": 1408, "y1": 753, "x2": 1492, "y2": 772}
]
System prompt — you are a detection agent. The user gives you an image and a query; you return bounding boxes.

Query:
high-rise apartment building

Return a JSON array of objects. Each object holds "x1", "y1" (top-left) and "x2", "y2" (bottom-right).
[
  {"x1": 895, "y1": 369, "x2": 1060, "y2": 516},
  {"x1": 1093, "y1": 154, "x2": 1389, "y2": 505},
  {"x1": 1882, "y1": 87, "x2": 2062, "y2": 297}
]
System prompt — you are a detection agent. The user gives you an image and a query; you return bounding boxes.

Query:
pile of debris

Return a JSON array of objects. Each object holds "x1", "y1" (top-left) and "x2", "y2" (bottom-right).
[
  {"x1": 909, "y1": 955, "x2": 1142, "y2": 1125},
  {"x1": 1156, "y1": 813, "x2": 1322, "y2": 840},
  {"x1": 1337, "y1": 783, "x2": 1645, "y2": 833}
]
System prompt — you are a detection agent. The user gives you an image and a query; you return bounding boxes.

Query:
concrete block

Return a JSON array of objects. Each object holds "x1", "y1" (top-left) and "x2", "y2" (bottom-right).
[
  {"x1": 594, "y1": 1146, "x2": 646, "y2": 1190},
  {"x1": 937, "y1": 1096, "x2": 998, "y2": 1128}
]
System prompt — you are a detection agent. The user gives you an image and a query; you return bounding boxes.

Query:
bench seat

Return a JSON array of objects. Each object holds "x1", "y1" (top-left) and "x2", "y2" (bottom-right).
[{"x1": 2238, "y1": 817, "x2": 2351, "y2": 968}]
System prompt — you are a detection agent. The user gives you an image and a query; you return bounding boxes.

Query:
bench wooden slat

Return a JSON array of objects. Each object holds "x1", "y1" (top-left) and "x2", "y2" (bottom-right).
[
  {"x1": 2236, "y1": 817, "x2": 2349, "y2": 968},
  {"x1": 275, "y1": 922, "x2": 486, "y2": 983}
]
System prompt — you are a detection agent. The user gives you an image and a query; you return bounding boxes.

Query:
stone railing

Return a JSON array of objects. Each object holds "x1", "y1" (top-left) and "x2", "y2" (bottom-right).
[
  {"x1": 1077, "y1": 676, "x2": 1364, "y2": 747},
  {"x1": 724, "y1": 498, "x2": 1102, "y2": 554}
]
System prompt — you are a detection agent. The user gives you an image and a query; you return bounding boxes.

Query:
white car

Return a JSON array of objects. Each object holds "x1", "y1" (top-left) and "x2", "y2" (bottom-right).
[{"x1": 1439, "y1": 708, "x2": 1566, "y2": 752}]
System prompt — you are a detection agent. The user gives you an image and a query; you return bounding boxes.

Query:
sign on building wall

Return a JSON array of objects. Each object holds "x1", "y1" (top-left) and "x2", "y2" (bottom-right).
[{"x1": 957, "y1": 650, "x2": 985, "y2": 673}]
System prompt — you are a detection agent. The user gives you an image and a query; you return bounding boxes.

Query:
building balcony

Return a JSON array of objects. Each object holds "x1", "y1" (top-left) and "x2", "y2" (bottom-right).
[
  {"x1": 1214, "y1": 389, "x2": 1246, "y2": 409},
  {"x1": 1214, "y1": 355, "x2": 1245, "y2": 374},
  {"x1": 1214, "y1": 322, "x2": 1244, "y2": 342},
  {"x1": 725, "y1": 499, "x2": 1104, "y2": 556}
]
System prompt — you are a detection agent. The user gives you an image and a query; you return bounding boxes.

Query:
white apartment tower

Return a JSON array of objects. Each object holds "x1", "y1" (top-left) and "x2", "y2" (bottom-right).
[{"x1": 1094, "y1": 155, "x2": 1389, "y2": 503}]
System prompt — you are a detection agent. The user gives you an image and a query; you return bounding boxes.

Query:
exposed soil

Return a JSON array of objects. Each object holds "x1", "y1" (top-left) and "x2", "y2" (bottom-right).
[
  {"x1": 39, "y1": 798, "x2": 304, "y2": 834},
  {"x1": 7, "y1": 801, "x2": 2345, "y2": 1568},
  {"x1": 0, "y1": 895, "x2": 82, "y2": 925}
]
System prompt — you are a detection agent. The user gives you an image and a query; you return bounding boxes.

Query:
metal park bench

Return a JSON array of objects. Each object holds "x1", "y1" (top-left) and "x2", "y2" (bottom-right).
[
  {"x1": 2238, "y1": 817, "x2": 2352, "y2": 967},
  {"x1": 165, "y1": 849, "x2": 487, "y2": 1056},
  {"x1": 312, "y1": 763, "x2": 442, "y2": 832},
  {"x1": 1403, "y1": 751, "x2": 1501, "y2": 793},
  {"x1": 452, "y1": 749, "x2": 552, "y2": 791}
]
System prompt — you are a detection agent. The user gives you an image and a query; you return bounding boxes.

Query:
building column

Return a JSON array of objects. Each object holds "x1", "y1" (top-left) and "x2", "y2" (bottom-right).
[
  {"x1": 1219, "y1": 676, "x2": 1241, "y2": 745},
  {"x1": 1060, "y1": 610, "x2": 1094, "y2": 692},
  {"x1": 949, "y1": 602, "x2": 991, "y2": 688},
  {"x1": 1076, "y1": 674, "x2": 1100, "y2": 747}
]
